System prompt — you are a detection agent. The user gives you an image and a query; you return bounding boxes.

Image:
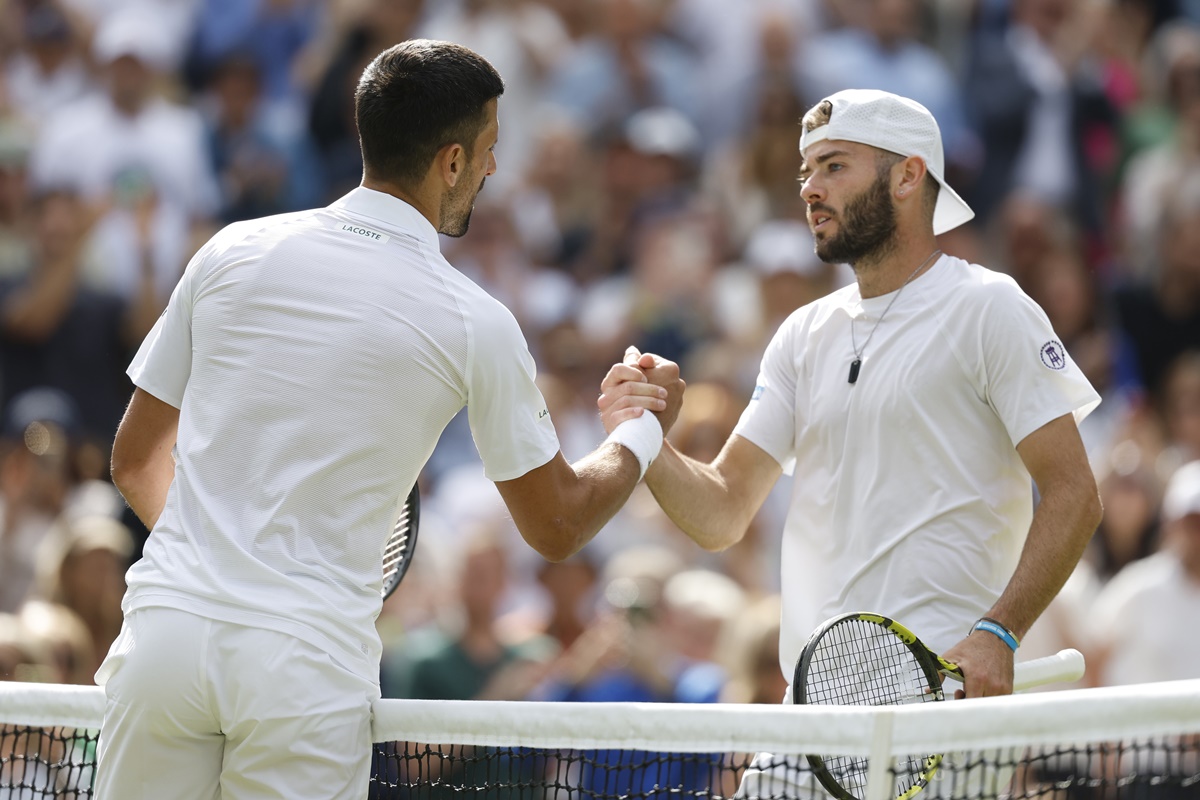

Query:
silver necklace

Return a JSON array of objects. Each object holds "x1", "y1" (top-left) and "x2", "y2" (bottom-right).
[{"x1": 848, "y1": 249, "x2": 941, "y2": 384}]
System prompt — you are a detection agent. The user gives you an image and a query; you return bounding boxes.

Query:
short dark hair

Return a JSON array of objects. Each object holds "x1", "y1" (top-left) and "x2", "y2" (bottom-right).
[{"x1": 355, "y1": 39, "x2": 505, "y2": 186}]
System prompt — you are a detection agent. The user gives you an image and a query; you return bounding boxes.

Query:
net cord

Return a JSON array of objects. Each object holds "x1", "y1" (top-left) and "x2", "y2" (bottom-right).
[{"x1": 3, "y1": 679, "x2": 1199, "y2": 759}]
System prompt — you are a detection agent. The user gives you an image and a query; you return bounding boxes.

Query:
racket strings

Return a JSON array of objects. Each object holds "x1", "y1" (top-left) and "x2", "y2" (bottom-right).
[
  {"x1": 381, "y1": 508, "x2": 413, "y2": 584},
  {"x1": 803, "y1": 618, "x2": 942, "y2": 799}
]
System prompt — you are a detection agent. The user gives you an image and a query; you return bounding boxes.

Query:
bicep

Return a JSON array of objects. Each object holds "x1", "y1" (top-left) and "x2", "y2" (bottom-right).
[
  {"x1": 494, "y1": 452, "x2": 573, "y2": 527},
  {"x1": 1015, "y1": 413, "x2": 1094, "y2": 496}
]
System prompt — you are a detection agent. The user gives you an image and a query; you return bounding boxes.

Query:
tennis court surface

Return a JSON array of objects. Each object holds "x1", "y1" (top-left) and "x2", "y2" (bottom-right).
[{"x1": 3, "y1": 679, "x2": 1198, "y2": 799}]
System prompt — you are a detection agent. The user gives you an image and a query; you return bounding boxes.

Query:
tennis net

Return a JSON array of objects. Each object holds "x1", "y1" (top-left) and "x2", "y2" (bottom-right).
[{"x1": 2, "y1": 679, "x2": 1198, "y2": 799}]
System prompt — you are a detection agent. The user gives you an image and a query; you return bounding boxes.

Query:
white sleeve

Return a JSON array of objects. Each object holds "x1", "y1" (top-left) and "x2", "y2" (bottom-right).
[
  {"x1": 126, "y1": 243, "x2": 209, "y2": 408},
  {"x1": 465, "y1": 300, "x2": 560, "y2": 482},
  {"x1": 979, "y1": 280, "x2": 1101, "y2": 447},
  {"x1": 732, "y1": 316, "x2": 798, "y2": 472}
]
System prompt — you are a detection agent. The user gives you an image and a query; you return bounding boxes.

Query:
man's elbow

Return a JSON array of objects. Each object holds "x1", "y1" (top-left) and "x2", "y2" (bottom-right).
[
  {"x1": 521, "y1": 517, "x2": 588, "y2": 563},
  {"x1": 110, "y1": 442, "x2": 146, "y2": 498},
  {"x1": 1062, "y1": 469, "x2": 1104, "y2": 538}
]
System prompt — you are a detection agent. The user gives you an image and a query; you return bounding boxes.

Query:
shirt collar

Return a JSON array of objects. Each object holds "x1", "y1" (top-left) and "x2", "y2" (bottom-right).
[{"x1": 329, "y1": 186, "x2": 441, "y2": 251}]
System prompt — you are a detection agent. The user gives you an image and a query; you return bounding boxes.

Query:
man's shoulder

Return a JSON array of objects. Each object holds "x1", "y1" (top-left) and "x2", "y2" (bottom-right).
[
  {"x1": 210, "y1": 209, "x2": 322, "y2": 246},
  {"x1": 186, "y1": 210, "x2": 324, "y2": 275},
  {"x1": 932, "y1": 257, "x2": 1027, "y2": 305}
]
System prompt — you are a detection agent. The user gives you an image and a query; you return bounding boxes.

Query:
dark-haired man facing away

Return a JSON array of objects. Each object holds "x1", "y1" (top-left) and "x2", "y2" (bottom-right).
[{"x1": 95, "y1": 40, "x2": 682, "y2": 800}]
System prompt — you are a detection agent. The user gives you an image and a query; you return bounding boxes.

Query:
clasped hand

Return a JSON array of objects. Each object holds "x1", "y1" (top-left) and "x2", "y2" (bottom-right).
[{"x1": 597, "y1": 346, "x2": 686, "y2": 435}]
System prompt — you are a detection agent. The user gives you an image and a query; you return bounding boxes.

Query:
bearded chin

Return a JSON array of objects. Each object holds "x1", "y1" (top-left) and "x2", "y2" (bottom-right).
[
  {"x1": 439, "y1": 177, "x2": 486, "y2": 238},
  {"x1": 815, "y1": 175, "x2": 898, "y2": 265}
]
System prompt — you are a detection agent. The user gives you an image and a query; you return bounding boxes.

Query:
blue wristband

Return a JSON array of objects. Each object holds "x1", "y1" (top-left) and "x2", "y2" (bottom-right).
[{"x1": 972, "y1": 618, "x2": 1019, "y2": 652}]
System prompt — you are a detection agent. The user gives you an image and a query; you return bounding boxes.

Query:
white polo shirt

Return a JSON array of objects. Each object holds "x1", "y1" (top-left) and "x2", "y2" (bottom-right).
[
  {"x1": 733, "y1": 254, "x2": 1100, "y2": 674},
  {"x1": 121, "y1": 187, "x2": 560, "y2": 678}
]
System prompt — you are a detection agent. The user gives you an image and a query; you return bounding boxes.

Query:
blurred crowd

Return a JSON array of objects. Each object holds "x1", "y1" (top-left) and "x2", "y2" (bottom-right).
[{"x1": 0, "y1": 0, "x2": 1198, "y2": 714}]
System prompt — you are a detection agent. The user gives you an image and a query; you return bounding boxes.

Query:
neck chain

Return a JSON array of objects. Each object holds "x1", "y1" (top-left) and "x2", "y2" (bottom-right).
[{"x1": 848, "y1": 249, "x2": 941, "y2": 384}]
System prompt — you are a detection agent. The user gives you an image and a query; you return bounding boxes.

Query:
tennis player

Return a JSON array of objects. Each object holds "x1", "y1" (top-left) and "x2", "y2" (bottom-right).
[
  {"x1": 603, "y1": 88, "x2": 1102, "y2": 697},
  {"x1": 94, "y1": 40, "x2": 681, "y2": 800},
  {"x1": 602, "y1": 90, "x2": 1102, "y2": 797}
]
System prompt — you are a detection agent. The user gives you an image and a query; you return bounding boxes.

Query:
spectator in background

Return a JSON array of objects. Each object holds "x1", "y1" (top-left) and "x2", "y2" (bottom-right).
[
  {"x1": 546, "y1": 0, "x2": 700, "y2": 138},
  {"x1": 800, "y1": 0, "x2": 977, "y2": 175},
  {"x1": 0, "y1": 118, "x2": 34, "y2": 280},
  {"x1": 664, "y1": 0, "x2": 813, "y2": 148},
  {"x1": 0, "y1": 612, "x2": 47, "y2": 681},
  {"x1": 740, "y1": 220, "x2": 843, "y2": 343},
  {"x1": 508, "y1": 112, "x2": 602, "y2": 269},
  {"x1": 661, "y1": 568, "x2": 746, "y2": 703},
  {"x1": 1114, "y1": 169, "x2": 1200, "y2": 395},
  {"x1": 720, "y1": 593, "x2": 788, "y2": 706},
  {"x1": 185, "y1": 0, "x2": 319, "y2": 109},
  {"x1": 1091, "y1": 459, "x2": 1200, "y2": 684},
  {"x1": 1160, "y1": 350, "x2": 1200, "y2": 461},
  {"x1": 1117, "y1": 20, "x2": 1200, "y2": 278},
  {"x1": 528, "y1": 553, "x2": 600, "y2": 655},
  {"x1": 28, "y1": 8, "x2": 220, "y2": 302},
  {"x1": 573, "y1": 106, "x2": 704, "y2": 281},
  {"x1": 202, "y1": 53, "x2": 320, "y2": 223},
  {"x1": 18, "y1": 598, "x2": 93, "y2": 685},
  {"x1": 963, "y1": 0, "x2": 1118, "y2": 238},
  {"x1": 579, "y1": 210, "x2": 719, "y2": 369},
  {"x1": 703, "y1": 70, "x2": 810, "y2": 254},
  {"x1": 0, "y1": 188, "x2": 157, "y2": 451},
  {"x1": 419, "y1": 0, "x2": 570, "y2": 192},
  {"x1": 532, "y1": 544, "x2": 683, "y2": 704},
  {"x1": 305, "y1": 0, "x2": 425, "y2": 198},
  {"x1": 35, "y1": 514, "x2": 132, "y2": 678},
  {"x1": 1090, "y1": 443, "x2": 1164, "y2": 581},
  {"x1": 383, "y1": 526, "x2": 551, "y2": 702},
  {"x1": 0, "y1": 388, "x2": 78, "y2": 614},
  {"x1": 2, "y1": 2, "x2": 90, "y2": 129}
]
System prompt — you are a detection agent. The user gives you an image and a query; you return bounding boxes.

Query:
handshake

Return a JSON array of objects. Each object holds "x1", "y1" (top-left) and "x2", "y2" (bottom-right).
[
  {"x1": 595, "y1": 346, "x2": 687, "y2": 481},
  {"x1": 598, "y1": 346, "x2": 687, "y2": 434}
]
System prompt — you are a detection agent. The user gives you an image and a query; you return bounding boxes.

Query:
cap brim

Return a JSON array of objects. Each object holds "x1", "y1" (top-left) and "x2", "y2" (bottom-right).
[{"x1": 932, "y1": 178, "x2": 974, "y2": 236}]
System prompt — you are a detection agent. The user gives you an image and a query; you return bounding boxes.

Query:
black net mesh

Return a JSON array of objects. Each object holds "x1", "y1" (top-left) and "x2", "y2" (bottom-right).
[
  {"x1": 364, "y1": 741, "x2": 1200, "y2": 800},
  {"x1": 1, "y1": 723, "x2": 98, "y2": 799}
]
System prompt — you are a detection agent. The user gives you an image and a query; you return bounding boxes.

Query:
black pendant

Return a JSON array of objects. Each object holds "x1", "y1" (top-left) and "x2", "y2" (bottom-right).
[{"x1": 848, "y1": 358, "x2": 861, "y2": 384}]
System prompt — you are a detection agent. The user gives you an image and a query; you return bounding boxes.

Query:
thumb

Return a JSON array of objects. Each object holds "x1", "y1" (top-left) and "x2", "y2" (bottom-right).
[
  {"x1": 624, "y1": 346, "x2": 643, "y2": 366},
  {"x1": 638, "y1": 353, "x2": 660, "y2": 370}
]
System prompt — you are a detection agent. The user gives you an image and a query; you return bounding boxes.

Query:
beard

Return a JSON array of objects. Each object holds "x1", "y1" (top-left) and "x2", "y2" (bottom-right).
[
  {"x1": 439, "y1": 174, "x2": 486, "y2": 238},
  {"x1": 812, "y1": 172, "x2": 898, "y2": 265}
]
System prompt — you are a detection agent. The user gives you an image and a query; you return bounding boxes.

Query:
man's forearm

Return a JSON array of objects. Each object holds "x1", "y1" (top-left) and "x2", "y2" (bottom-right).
[
  {"x1": 644, "y1": 440, "x2": 776, "y2": 552},
  {"x1": 986, "y1": 477, "x2": 1102, "y2": 639}
]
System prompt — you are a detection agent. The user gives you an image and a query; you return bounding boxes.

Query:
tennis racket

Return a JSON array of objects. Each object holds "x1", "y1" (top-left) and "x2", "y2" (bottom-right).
[
  {"x1": 381, "y1": 483, "x2": 420, "y2": 600},
  {"x1": 793, "y1": 612, "x2": 1085, "y2": 800}
]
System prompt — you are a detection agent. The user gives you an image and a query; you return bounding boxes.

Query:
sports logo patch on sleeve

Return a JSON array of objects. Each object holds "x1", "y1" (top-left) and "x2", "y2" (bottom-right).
[{"x1": 1040, "y1": 340, "x2": 1067, "y2": 371}]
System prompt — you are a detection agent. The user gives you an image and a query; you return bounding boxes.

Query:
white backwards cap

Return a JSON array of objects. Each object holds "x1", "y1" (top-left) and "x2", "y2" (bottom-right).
[{"x1": 799, "y1": 89, "x2": 974, "y2": 236}]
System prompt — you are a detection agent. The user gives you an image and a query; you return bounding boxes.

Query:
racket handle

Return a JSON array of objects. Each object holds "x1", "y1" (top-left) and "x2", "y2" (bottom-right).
[{"x1": 1012, "y1": 648, "x2": 1085, "y2": 692}]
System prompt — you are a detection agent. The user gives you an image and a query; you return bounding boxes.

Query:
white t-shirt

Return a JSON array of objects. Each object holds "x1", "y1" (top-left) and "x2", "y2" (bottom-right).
[
  {"x1": 120, "y1": 187, "x2": 561, "y2": 678},
  {"x1": 733, "y1": 254, "x2": 1100, "y2": 674}
]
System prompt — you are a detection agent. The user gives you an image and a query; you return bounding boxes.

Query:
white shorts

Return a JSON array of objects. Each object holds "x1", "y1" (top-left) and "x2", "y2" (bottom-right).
[{"x1": 93, "y1": 607, "x2": 379, "y2": 800}]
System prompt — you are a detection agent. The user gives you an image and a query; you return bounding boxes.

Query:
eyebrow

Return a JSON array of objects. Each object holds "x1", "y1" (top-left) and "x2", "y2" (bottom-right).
[{"x1": 799, "y1": 149, "x2": 854, "y2": 179}]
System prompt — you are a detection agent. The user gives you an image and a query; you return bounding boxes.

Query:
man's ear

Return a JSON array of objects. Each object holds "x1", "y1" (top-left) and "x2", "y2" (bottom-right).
[
  {"x1": 895, "y1": 155, "x2": 927, "y2": 199},
  {"x1": 436, "y1": 143, "x2": 466, "y2": 188}
]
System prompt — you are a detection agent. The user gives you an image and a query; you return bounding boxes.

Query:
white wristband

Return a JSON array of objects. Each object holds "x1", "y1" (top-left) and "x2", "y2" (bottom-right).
[{"x1": 605, "y1": 412, "x2": 663, "y2": 481}]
